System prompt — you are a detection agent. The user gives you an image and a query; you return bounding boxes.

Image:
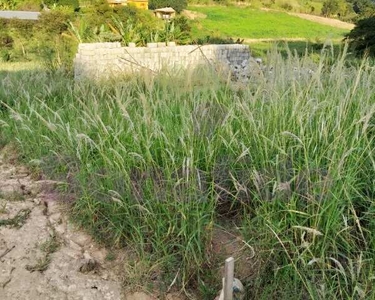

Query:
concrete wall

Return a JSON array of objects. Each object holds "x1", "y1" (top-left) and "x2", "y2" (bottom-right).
[{"x1": 74, "y1": 42, "x2": 251, "y2": 80}]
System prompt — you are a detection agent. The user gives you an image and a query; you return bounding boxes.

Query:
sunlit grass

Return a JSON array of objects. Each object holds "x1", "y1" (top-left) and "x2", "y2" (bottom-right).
[
  {"x1": 1, "y1": 49, "x2": 375, "y2": 298},
  {"x1": 190, "y1": 6, "x2": 348, "y2": 40}
]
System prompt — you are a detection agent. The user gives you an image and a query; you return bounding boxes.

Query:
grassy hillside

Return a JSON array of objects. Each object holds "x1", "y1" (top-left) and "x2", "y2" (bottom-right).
[{"x1": 190, "y1": 6, "x2": 349, "y2": 40}]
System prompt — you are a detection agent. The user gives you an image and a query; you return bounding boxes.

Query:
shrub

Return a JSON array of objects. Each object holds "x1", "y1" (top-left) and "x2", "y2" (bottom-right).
[
  {"x1": 280, "y1": 2, "x2": 293, "y2": 11},
  {"x1": 0, "y1": 31, "x2": 13, "y2": 61},
  {"x1": 59, "y1": 0, "x2": 80, "y2": 11},
  {"x1": 321, "y1": 0, "x2": 340, "y2": 17},
  {"x1": 35, "y1": 9, "x2": 73, "y2": 35},
  {"x1": 45, "y1": 0, "x2": 80, "y2": 10},
  {"x1": 346, "y1": 16, "x2": 375, "y2": 56},
  {"x1": 148, "y1": 0, "x2": 187, "y2": 13},
  {"x1": 0, "y1": 31, "x2": 13, "y2": 49}
]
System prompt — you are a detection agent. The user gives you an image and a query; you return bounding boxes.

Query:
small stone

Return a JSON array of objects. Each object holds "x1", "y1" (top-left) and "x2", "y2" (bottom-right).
[
  {"x1": 55, "y1": 223, "x2": 66, "y2": 236},
  {"x1": 101, "y1": 273, "x2": 109, "y2": 280},
  {"x1": 83, "y1": 251, "x2": 92, "y2": 260},
  {"x1": 78, "y1": 258, "x2": 99, "y2": 273},
  {"x1": 47, "y1": 201, "x2": 60, "y2": 215},
  {"x1": 69, "y1": 240, "x2": 83, "y2": 252},
  {"x1": 70, "y1": 232, "x2": 92, "y2": 247},
  {"x1": 90, "y1": 248, "x2": 107, "y2": 262},
  {"x1": 49, "y1": 213, "x2": 62, "y2": 224}
]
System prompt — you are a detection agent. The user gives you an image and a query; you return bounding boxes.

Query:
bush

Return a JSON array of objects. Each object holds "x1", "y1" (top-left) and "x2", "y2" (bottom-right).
[
  {"x1": 0, "y1": 31, "x2": 13, "y2": 61},
  {"x1": 280, "y1": 2, "x2": 293, "y2": 11},
  {"x1": 59, "y1": 0, "x2": 80, "y2": 11},
  {"x1": 321, "y1": 0, "x2": 339, "y2": 17},
  {"x1": 0, "y1": 31, "x2": 13, "y2": 49},
  {"x1": 35, "y1": 9, "x2": 73, "y2": 35},
  {"x1": 45, "y1": 0, "x2": 80, "y2": 10},
  {"x1": 148, "y1": 0, "x2": 187, "y2": 13},
  {"x1": 346, "y1": 16, "x2": 375, "y2": 56}
]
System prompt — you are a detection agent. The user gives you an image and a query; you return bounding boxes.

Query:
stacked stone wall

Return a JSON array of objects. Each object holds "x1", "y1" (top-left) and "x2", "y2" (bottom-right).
[{"x1": 74, "y1": 42, "x2": 251, "y2": 80}]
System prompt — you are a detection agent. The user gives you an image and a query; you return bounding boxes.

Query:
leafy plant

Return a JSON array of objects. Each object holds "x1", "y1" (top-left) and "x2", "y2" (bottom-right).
[
  {"x1": 149, "y1": 0, "x2": 187, "y2": 13},
  {"x1": 346, "y1": 16, "x2": 375, "y2": 56}
]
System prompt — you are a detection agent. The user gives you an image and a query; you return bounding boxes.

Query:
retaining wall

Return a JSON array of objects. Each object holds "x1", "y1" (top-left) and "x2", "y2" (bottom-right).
[{"x1": 74, "y1": 42, "x2": 252, "y2": 80}]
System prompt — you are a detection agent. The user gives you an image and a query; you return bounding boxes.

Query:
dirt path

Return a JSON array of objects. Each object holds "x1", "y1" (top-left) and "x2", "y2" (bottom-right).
[
  {"x1": 289, "y1": 12, "x2": 354, "y2": 30},
  {"x1": 260, "y1": 8, "x2": 354, "y2": 30},
  {"x1": 0, "y1": 146, "x2": 168, "y2": 300},
  {"x1": 0, "y1": 146, "x2": 125, "y2": 299}
]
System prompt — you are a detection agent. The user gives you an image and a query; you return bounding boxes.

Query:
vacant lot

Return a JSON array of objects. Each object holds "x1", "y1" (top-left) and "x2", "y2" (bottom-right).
[
  {"x1": 190, "y1": 6, "x2": 349, "y2": 40},
  {"x1": 1, "y1": 51, "x2": 375, "y2": 299}
]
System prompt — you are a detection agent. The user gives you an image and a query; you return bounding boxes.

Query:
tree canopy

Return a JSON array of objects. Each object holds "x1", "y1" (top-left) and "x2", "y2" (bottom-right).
[{"x1": 148, "y1": 0, "x2": 188, "y2": 13}]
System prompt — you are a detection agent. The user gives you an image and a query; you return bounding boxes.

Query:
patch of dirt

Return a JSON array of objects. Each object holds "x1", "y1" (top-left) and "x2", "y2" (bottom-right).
[
  {"x1": 290, "y1": 12, "x2": 354, "y2": 30},
  {"x1": 244, "y1": 37, "x2": 308, "y2": 43},
  {"x1": 181, "y1": 10, "x2": 207, "y2": 20},
  {"x1": 0, "y1": 146, "x2": 124, "y2": 299},
  {"x1": 0, "y1": 146, "x2": 187, "y2": 300},
  {"x1": 210, "y1": 228, "x2": 259, "y2": 281},
  {"x1": 260, "y1": 8, "x2": 354, "y2": 30}
]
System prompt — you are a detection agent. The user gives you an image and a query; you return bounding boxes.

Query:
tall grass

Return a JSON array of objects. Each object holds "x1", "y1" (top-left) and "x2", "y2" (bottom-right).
[{"x1": 1, "y1": 50, "x2": 375, "y2": 299}]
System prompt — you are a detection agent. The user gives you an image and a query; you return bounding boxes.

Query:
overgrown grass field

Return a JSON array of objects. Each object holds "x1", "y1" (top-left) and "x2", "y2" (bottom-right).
[
  {"x1": 190, "y1": 6, "x2": 348, "y2": 40},
  {"x1": 1, "y1": 49, "x2": 375, "y2": 298}
]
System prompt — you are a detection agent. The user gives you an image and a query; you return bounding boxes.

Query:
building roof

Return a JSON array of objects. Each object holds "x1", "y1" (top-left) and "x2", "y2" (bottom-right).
[
  {"x1": 0, "y1": 10, "x2": 40, "y2": 20},
  {"x1": 154, "y1": 7, "x2": 176, "y2": 13}
]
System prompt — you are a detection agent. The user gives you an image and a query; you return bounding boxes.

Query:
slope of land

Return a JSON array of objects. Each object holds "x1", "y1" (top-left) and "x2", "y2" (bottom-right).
[
  {"x1": 289, "y1": 12, "x2": 354, "y2": 30},
  {"x1": 189, "y1": 6, "x2": 349, "y2": 40}
]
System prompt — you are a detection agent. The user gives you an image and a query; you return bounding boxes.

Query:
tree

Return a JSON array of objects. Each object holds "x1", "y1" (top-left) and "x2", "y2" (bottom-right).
[
  {"x1": 0, "y1": 0, "x2": 18, "y2": 10},
  {"x1": 347, "y1": 0, "x2": 375, "y2": 17},
  {"x1": 44, "y1": 0, "x2": 80, "y2": 11},
  {"x1": 321, "y1": 0, "x2": 340, "y2": 17},
  {"x1": 148, "y1": 0, "x2": 187, "y2": 13},
  {"x1": 346, "y1": 16, "x2": 375, "y2": 56}
]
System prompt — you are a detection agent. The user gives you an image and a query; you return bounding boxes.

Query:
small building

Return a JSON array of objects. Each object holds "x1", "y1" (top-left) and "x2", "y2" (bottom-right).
[
  {"x1": 107, "y1": 0, "x2": 148, "y2": 9},
  {"x1": 154, "y1": 7, "x2": 176, "y2": 20},
  {"x1": 107, "y1": 0, "x2": 125, "y2": 6},
  {"x1": 128, "y1": 0, "x2": 148, "y2": 10},
  {"x1": 0, "y1": 10, "x2": 40, "y2": 20}
]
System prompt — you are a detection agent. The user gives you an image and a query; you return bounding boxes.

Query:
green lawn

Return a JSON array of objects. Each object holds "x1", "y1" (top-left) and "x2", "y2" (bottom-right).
[{"x1": 189, "y1": 6, "x2": 348, "y2": 40}]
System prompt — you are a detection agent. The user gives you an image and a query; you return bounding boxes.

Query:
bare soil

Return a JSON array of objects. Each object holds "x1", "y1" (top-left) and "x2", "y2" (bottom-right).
[
  {"x1": 289, "y1": 12, "x2": 354, "y2": 30},
  {"x1": 261, "y1": 8, "x2": 354, "y2": 30},
  {"x1": 0, "y1": 146, "x2": 184, "y2": 300}
]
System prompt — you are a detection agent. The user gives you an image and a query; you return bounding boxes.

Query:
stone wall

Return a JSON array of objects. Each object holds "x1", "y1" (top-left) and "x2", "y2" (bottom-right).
[{"x1": 74, "y1": 42, "x2": 252, "y2": 80}]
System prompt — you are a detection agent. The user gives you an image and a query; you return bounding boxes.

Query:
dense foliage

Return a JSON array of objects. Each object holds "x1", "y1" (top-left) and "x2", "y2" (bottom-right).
[
  {"x1": 149, "y1": 0, "x2": 188, "y2": 13},
  {"x1": 44, "y1": 0, "x2": 80, "y2": 11},
  {"x1": 346, "y1": 16, "x2": 375, "y2": 55},
  {"x1": 0, "y1": 3, "x2": 192, "y2": 67}
]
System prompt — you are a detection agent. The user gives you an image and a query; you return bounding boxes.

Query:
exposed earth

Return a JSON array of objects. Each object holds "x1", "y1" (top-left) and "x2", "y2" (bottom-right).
[
  {"x1": 289, "y1": 12, "x2": 354, "y2": 30},
  {"x1": 0, "y1": 146, "x2": 181, "y2": 300},
  {"x1": 0, "y1": 145, "x2": 255, "y2": 299}
]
